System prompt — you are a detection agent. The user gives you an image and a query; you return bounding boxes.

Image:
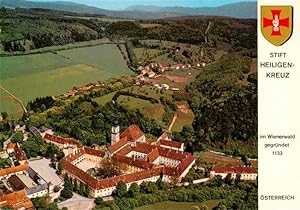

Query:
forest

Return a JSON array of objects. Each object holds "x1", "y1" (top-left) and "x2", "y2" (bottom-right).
[
  {"x1": 0, "y1": 8, "x2": 107, "y2": 52},
  {"x1": 177, "y1": 54, "x2": 257, "y2": 156},
  {"x1": 94, "y1": 177, "x2": 257, "y2": 210},
  {"x1": 27, "y1": 96, "x2": 162, "y2": 146},
  {"x1": 1, "y1": 8, "x2": 256, "y2": 54}
]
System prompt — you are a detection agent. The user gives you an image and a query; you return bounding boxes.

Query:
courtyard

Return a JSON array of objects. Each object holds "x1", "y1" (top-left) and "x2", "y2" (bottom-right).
[{"x1": 75, "y1": 159, "x2": 98, "y2": 172}]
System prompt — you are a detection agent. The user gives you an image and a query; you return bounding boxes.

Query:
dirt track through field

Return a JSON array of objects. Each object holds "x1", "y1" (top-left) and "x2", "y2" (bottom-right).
[
  {"x1": 168, "y1": 112, "x2": 178, "y2": 131},
  {"x1": 0, "y1": 84, "x2": 27, "y2": 113}
]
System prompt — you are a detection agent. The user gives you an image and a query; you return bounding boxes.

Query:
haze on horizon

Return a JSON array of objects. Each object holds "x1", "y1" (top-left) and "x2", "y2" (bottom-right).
[{"x1": 30, "y1": 0, "x2": 256, "y2": 10}]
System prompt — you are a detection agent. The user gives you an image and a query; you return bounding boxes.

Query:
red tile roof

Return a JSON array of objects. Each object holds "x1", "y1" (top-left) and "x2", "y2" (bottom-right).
[
  {"x1": 95, "y1": 168, "x2": 162, "y2": 190},
  {"x1": 7, "y1": 143, "x2": 16, "y2": 150},
  {"x1": 84, "y1": 147, "x2": 105, "y2": 158},
  {"x1": 148, "y1": 147, "x2": 159, "y2": 163},
  {"x1": 146, "y1": 138, "x2": 155, "y2": 144},
  {"x1": 120, "y1": 125, "x2": 144, "y2": 142},
  {"x1": 133, "y1": 142, "x2": 156, "y2": 154},
  {"x1": 108, "y1": 137, "x2": 128, "y2": 153},
  {"x1": 158, "y1": 132, "x2": 169, "y2": 141},
  {"x1": 115, "y1": 145, "x2": 133, "y2": 156},
  {"x1": 163, "y1": 166, "x2": 177, "y2": 176},
  {"x1": 0, "y1": 164, "x2": 29, "y2": 177},
  {"x1": 0, "y1": 190, "x2": 33, "y2": 209},
  {"x1": 211, "y1": 166, "x2": 257, "y2": 174},
  {"x1": 177, "y1": 154, "x2": 195, "y2": 175},
  {"x1": 158, "y1": 140, "x2": 183, "y2": 149},
  {"x1": 14, "y1": 144, "x2": 27, "y2": 162},
  {"x1": 112, "y1": 154, "x2": 153, "y2": 170},
  {"x1": 64, "y1": 147, "x2": 85, "y2": 162},
  {"x1": 157, "y1": 147, "x2": 188, "y2": 161},
  {"x1": 57, "y1": 124, "x2": 196, "y2": 193},
  {"x1": 59, "y1": 158, "x2": 98, "y2": 188},
  {"x1": 44, "y1": 133, "x2": 81, "y2": 147}
]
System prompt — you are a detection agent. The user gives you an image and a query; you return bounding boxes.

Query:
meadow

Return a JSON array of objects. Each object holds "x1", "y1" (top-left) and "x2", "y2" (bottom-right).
[
  {"x1": 92, "y1": 75, "x2": 197, "y2": 131},
  {"x1": 134, "y1": 200, "x2": 220, "y2": 210},
  {"x1": 133, "y1": 48, "x2": 163, "y2": 62},
  {"x1": 171, "y1": 106, "x2": 195, "y2": 132},
  {"x1": 93, "y1": 86, "x2": 172, "y2": 127},
  {"x1": 0, "y1": 89, "x2": 23, "y2": 118},
  {"x1": 0, "y1": 44, "x2": 134, "y2": 117}
]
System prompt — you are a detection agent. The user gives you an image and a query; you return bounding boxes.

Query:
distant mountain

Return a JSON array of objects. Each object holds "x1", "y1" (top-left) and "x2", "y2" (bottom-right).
[
  {"x1": 0, "y1": 0, "x2": 111, "y2": 15},
  {"x1": 0, "y1": 0, "x2": 257, "y2": 19},
  {"x1": 125, "y1": 2, "x2": 257, "y2": 19}
]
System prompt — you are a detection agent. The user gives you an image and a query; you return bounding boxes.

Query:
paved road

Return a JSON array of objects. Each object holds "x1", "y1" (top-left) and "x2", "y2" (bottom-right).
[{"x1": 58, "y1": 193, "x2": 95, "y2": 210}]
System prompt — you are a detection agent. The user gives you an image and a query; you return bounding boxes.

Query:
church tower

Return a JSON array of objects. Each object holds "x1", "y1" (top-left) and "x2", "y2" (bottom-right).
[{"x1": 111, "y1": 120, "x2": 120, "y2": 145}]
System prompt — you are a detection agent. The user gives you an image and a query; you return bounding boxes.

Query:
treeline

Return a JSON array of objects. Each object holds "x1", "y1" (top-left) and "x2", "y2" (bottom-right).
[
  {"x1": 107, "y1": 21, "x2": 206, "y2": 45},
  {"x1": 27, "y1": 97, "x2": 162, "y2": 146},
  {"x1": 87, "y1": 76, "x2": 135, "y2": 98},
  {"x1": 125, "y1": 41, "x2": 138, "y2": 68},
  {"x1": 1, "y1": 8, "x2": 257, "y2": 54},
  {"x1": 27, "y1": 96, "x2": 55, "y2": 113},
  {"x1": 209, "y1": 18, "x2": 257, "y2": 50},
  {"x1": 181, "y1": 54, "x2": 257, "y2": 154},
  {"x1": 94, "y1": 177, "x2": 257, "y2": 210},
  {"x1": 60, "y1": 174, "x2": 90, "y2": 199},
  {"x1": 107, "y1": 18, "x2": 256, "y2": 50},
  {"x1": 160, "y1": 96, "x2": 177, "y2": 124},
  {"x1": 22, "y1": 135, "x2": 64, "y2": 161},
  {"x1": 0, "y1": 8, "x2": 107, "y2": 52}
]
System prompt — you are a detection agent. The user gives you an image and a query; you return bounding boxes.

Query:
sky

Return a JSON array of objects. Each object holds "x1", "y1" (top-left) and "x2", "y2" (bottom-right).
[{"x1": 31, "y1": 0, "x2": 256, "y2": 10}]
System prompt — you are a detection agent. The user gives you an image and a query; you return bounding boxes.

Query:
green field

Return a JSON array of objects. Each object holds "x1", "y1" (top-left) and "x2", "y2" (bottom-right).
[
  {"x1": 0, "y1": 44, "x2": 134, "y2": 116},
  {"x1": 133, "y1": 48, "x2": 163, "y2": 62},
  {"x1": 93, "y1": 86, "x2": 173, "y2": 105},
  {"x1": 0, "y1": 89, "x2": 23, "y2": 118},
  {"x1": 117, "y1": 95, "x2": 165, "y2": 123},
  {"x1": 134, "y1": 200, "x2": 220, "y2": 210},
  {"x1": 56, "y1": 44, "x2": 132, "y2": 76},
  {"x1": 118, "y1": 95, "x2": 153, "y2": 109},
  {"x1": 125, "y1": 86, "x2": 173, "y2": 101},
  {"x1": 172, "y1": 111, "x2": 195, "y2": 132},
  {"x1": 93, "y1": 87, "x2": 169, "y2": 127},
  {"x1": 92, "y1": 91, "x2": 119, "y2": 106},
  {"x1": 152, "y1": 53, "x2": 177, "y2": 65}
]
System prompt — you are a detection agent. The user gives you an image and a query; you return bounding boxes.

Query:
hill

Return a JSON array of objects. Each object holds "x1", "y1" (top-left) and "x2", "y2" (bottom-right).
[
  {"x1": 179, "y1": 53, "x2": 257, "y2": 157},
  {"x1": 126, "y1": 2, "x2": 257, "y2": 19},
  {"x1": 0, "y1": 0, "x2": 257, "y2": 19},
  {"x1": 0, "y1": 0, "x2": 181, "y2": 19}
]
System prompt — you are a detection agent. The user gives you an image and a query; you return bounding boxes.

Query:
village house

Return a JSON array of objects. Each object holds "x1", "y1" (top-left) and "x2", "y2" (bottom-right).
[
  {"x1": 0, "y1": 189, "x2": 34, "y2": 210},
  {"x1": 45, "y1": 123, "x2": 195, "y2": 198},
  {"x1": 8, "y1": 174, "x2": 49, "y2": 199},
  {"x1": 14, "y1": 144, "x2": 28, "y2": 165},
  {"x1": 210, "y1": 165, "x2": 257, "y2": 180},
  {"x1": 5, "y1": 143, "x2": 28, "y2": 165},
  {"x1": 64, "y1": 90, "x2": 77, "y2": 98},
  {"x1": 0, "y1": 164, "x2": 29, "y2": 180},
  {"x1": 6, "y1": 143, "x2": 16, "y2": 154},
  {"x1": 0, "y1": 159, "x2": 63, "y2": 203},
  {"x1": 161, "y1": 84, "x2": 170, "y2": 90},
  {"x1": 147, "y1": 71, "x2": 156, "y2": 78}
]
